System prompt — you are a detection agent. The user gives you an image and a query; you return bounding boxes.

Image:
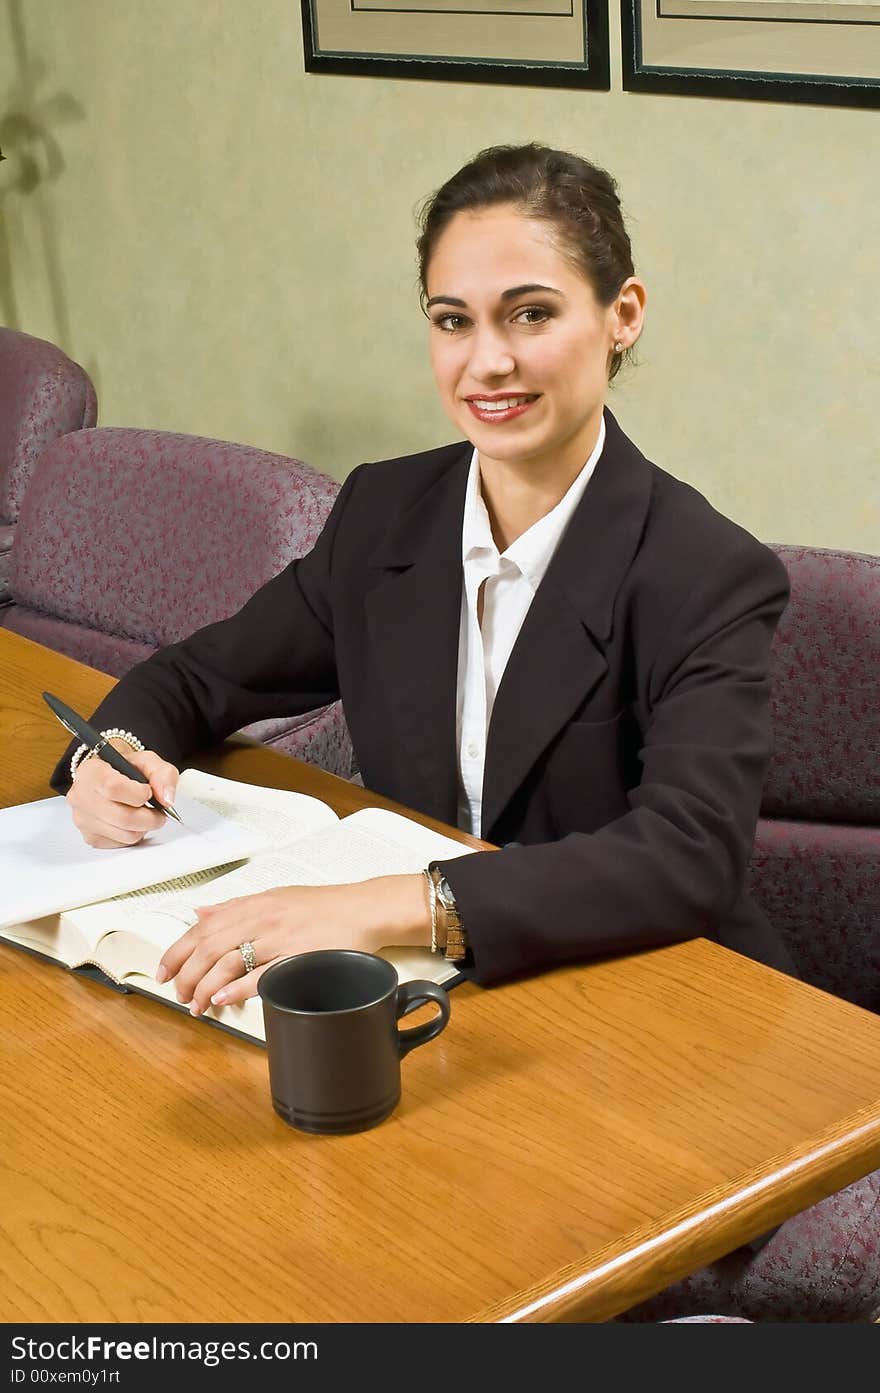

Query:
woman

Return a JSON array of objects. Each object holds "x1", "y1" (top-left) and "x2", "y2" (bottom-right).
[{"x1": 58, "y1": 143, "x2": 794, "y2": 1020}]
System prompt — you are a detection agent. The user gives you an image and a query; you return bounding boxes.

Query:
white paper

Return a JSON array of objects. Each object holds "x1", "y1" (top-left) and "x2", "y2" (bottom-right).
[{"x1": 0, "y1": 778, "x2": 265, "y2": 929}]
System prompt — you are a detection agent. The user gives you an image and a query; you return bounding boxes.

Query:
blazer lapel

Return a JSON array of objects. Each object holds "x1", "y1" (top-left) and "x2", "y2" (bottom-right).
[
  {"x1": 481, "y1": 410, "x2": 654, "y2": 839},
  {"x1": 365, "y1": 445, "x2": 471, "y2": 825}
]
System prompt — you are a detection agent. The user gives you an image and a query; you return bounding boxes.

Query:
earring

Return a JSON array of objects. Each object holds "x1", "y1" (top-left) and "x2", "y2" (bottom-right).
[{"x1": 613, "y1": 341, "x2": 624, "y2": 354}]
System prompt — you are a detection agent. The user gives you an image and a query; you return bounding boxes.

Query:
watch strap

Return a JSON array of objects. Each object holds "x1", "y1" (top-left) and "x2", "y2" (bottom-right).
[{"x1": 427, "y1": 862, "x2": 468, "y2": 962}]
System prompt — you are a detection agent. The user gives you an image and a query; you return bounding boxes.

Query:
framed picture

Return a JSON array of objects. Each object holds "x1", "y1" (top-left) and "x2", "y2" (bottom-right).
[
  {"x1": 621, "y1": 0, "x2": 880, "y2": 108},
  {"x1": 300, "y1": 0, "x2": 610, "y2": 89}
]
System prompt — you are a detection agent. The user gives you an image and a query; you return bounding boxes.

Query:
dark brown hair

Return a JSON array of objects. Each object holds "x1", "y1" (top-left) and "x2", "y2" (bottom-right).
[{"x1": 416, "y1": 144, "x2": 636, "y2": 380}]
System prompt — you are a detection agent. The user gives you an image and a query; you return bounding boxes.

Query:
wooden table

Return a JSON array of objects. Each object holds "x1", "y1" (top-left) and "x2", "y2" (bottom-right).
[{"x1": 3, "y1": 628, "x2": 880, "y2": 1324}]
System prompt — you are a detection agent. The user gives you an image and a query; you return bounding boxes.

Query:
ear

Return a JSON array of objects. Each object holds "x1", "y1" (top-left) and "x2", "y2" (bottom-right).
[{"x1": 612, "y1": 277, "x2": 647, "y2": 351}]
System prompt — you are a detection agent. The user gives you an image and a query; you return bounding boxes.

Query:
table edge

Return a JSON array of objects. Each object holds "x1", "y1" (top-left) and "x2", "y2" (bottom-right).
[{"x1": 469, "y1": 1102, "x2": 880, "y2": 1322}]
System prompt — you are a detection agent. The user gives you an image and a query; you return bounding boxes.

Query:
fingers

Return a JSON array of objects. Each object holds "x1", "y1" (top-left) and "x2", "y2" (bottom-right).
[
  {"x1": 157, "y1": 900, "x2": 257, "y2": 1008},
  {"x1": 128, "y1": 747, "x2": 180, "y2": 811},
  {"x1": 156, "y1": 911, "x2": 219, "y2": 986},
  {"x1": 74, "y1": 813, "x2": 158, "y2": 848},
  {"x1": 192, "y1": 948, "x2": 272, "y2": 1017},
  {"x1": 67, "y1": 746, "x2": 180, "y2": 848},
  {"x1": 157, "y1": 892, "x2": 296, "y2": 1015},
  {"x1": 68, "y1": 787, "x2": 165, "y2": 846},
  {"x1": 165, "y1": 927, "x2": 268, "y2": 1018},
  {"x1": 210, "y1": 958, "x2": 284, "y2": 1010}
]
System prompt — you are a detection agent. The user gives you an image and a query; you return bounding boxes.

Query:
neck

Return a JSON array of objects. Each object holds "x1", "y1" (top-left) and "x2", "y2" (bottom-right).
[{"x1": 478, "y1": 410, "x2": 603, "y2": 552}]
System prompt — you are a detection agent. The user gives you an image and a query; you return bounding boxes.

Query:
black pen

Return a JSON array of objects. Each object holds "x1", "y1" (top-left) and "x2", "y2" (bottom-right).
[{"x1": 42, "y1": 691, "x2": 183, "y2": 823}]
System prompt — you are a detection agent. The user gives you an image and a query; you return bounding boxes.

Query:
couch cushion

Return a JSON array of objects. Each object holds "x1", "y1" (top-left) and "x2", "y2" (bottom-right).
[
  {"x1": 0, "y1": 328, "x2": 97, "y2": 523},
  {"x1": 0, "y1": 522, "x2": 15, "y2": 604},
  {"x1": 764, "y1": 546, "x2": 879, "y2": 823},
  {"x1": 0, "y1": 606, "x2": 155, "y2": 675},
  {"x1": 8, "y1": 428, "x2": 340, "y2": 647},
  {"x1": 246, "y1": 704, "x2": 356, "y2": 780},
  {"x1": 747, "y1": 817, "x2": 880, "y2": 1012}
]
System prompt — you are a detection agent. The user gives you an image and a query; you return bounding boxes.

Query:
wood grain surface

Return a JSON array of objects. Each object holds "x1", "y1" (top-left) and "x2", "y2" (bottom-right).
[{"x1": 3, "y1": 629, "x2": 880, "y2": 1323}]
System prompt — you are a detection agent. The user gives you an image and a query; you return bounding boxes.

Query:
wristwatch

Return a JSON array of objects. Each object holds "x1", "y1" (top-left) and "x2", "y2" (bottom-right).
[{"x1": 428, "y1": 862, "x2": 468, "y2": 961}]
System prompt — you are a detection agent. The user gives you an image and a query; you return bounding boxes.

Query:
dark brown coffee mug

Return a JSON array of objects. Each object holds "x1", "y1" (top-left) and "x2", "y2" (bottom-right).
[{"x1": 258, "y1": 949, "x2": 451, "y2": 1134}]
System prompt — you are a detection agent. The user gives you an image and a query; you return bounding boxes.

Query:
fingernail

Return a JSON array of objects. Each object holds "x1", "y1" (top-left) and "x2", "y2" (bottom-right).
[
  {"x1": 189, "y1": 1002, "x2": 201, "y2": 1017},
  {"x1": 211, "y1": 990, "x2": 228, "y2": 1006},
  {"x1": 164, "y1": 787, "x2": 176, "y2": 807},
  {"x1": 155, "y1": 964, "x2": 168, "y2": 983}
]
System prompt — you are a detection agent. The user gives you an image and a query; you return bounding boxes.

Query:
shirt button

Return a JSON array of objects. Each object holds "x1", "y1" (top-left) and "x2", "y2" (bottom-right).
[{"x1": 466, "y1": 742, "x2": 480, "y2": 759}]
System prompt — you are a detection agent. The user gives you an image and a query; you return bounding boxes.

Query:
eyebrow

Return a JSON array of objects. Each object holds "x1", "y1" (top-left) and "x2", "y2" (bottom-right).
[{"x1": 425, "y1": 283, "x2": 563, "y2": 310}]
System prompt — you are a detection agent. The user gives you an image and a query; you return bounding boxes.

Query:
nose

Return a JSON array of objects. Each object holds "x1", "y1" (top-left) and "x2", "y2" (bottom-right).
[{"x1": 467, "y1": 324, "x2": 515, "y2": 382}]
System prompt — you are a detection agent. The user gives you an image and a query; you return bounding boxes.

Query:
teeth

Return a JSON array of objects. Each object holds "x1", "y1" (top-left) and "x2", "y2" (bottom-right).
[{"x1": 471, "y1": 397, "x2": 534, "y2": 412}]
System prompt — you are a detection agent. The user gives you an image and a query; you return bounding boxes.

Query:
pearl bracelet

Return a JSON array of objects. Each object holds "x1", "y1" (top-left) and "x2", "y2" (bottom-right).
[{"x1": 70, "y1": 728, "x2": 146, "y2": 783}]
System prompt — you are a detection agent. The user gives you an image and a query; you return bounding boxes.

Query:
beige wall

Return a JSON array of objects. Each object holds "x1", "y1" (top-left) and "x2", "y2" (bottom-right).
[{"x1": 1, "y1": 0, "x2": 877, "y2": 550}]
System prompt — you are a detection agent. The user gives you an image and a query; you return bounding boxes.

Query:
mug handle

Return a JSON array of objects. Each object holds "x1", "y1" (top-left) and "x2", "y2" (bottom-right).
[{"x1": 395, "y1": 980, "x2": 450, "y2": 1057}]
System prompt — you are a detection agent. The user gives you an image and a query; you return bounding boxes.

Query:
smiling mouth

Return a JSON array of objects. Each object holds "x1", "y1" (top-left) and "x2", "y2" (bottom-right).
[
  {"x1": 467, "y1": 394, "x2": 538, "y2": 411},
  {"x1": 465, "y1": 394, "x2": 540, "y2": 423}
]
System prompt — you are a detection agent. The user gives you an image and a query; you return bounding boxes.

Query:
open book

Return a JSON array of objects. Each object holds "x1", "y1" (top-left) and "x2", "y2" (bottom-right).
[{"x1": 0, "y1": 770, "x2": 478, "y2": 1044}]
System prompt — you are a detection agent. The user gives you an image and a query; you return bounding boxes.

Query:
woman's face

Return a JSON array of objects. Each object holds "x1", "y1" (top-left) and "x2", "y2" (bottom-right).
[{"x1": 425, "y1": 206, "x2": 629, "y2": 478}]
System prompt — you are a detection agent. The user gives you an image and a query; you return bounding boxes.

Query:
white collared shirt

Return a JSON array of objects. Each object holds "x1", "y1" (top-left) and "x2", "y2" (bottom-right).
[{"x1": 456, "y1": 417, "x2": 606, "y2": 836}]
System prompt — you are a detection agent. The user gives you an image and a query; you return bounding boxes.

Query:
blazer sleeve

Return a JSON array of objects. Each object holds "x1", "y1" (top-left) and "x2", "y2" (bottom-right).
[
  {"x1": 49, "y1": 468, "x2": 361, "y2": 793},
  {"x1": 439, "y1": 539, "x2": 790, "y2": 985}
]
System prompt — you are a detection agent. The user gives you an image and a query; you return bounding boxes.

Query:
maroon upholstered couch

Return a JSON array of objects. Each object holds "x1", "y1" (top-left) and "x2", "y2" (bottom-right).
[
  {"x1": 751, "y1": 545, "x2": 880, "y2": 1013},
  {"x1": 0, "y1": 328, "x2": 97, "y2": 604},
  {"x1": 621, "y1": 543, "x2": 880, "y2": 1322},
  {"x1": 0, "y1": 426, "x2": 354, "y2": 777}
]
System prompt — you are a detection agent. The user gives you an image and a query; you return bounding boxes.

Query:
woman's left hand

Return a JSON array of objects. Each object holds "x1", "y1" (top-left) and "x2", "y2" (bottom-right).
[{"x1": 155, "y1": 875, "x2": 429, "y2": 1017}]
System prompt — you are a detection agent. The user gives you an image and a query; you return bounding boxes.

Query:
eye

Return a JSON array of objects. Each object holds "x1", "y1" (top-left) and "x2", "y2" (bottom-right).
[
  {"x1": 513, "y1": 305, "x2": 552, "y2": 326},
  {"x1": 433, "y1": 313, "x2": 470, "y2": 333}
]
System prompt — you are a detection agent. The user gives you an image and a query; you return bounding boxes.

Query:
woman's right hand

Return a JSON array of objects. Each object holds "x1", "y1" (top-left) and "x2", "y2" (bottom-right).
[{"x1": 67, "y1": 741, "x2": 180, "y2": 848}]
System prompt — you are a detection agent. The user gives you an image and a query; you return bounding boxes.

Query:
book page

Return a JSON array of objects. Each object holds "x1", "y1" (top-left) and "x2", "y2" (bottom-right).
[
  {"x1": 252, "y1": 805, "x2": 478, "y2": 885},
  {"x1": 0, "y1": 912, "x2": 86, "y2": 967},
  {"x1": 175, "y1": 770, "x2": 339, "y2": 847},
  {"x1": 59, "y1": 864, "x2": 247, "y2": 952}
]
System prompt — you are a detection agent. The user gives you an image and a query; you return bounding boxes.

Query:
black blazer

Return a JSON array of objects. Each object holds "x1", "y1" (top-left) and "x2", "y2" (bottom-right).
[{"x1": 56, "y1": 410, "x2": 794, "y2": 984}]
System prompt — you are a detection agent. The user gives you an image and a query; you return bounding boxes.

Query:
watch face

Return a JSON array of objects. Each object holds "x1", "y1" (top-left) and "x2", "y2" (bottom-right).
[{"x1": 435, "y1": 876, "x2": 456, "y2": 911}]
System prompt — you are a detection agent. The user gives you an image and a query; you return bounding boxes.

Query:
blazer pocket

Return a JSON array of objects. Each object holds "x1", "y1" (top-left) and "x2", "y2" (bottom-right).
[{"x1": 545, "y1": 708, "x2": 642, "y2": 836}]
